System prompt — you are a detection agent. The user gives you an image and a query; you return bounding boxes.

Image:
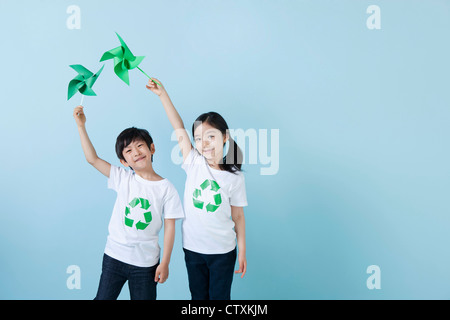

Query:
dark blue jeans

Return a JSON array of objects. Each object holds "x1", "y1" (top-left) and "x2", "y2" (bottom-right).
[
  {"x1": 183, "y1": 247, "x2": 236, "y2": 300},
  {"x1": 94, "y1": 254, "x2": 158, "y2": 300}
]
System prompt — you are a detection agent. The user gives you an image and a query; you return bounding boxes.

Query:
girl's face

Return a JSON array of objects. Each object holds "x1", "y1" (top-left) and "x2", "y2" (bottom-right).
[{"x1": 193, "y1": 122, "x2": 228, "y2": 164}]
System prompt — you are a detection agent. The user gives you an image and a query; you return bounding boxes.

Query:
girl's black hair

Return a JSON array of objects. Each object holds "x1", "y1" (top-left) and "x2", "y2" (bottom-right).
[
  {"x1": 192, "y1": 112, "x2": 243, "y2": 174},
  {"x1": 115, "y1": 127, "x2": 154, "y2": 162}
]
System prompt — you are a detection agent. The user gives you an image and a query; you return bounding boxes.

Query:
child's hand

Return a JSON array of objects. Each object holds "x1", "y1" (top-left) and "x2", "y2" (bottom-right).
[
  {"x1": 154, "y1": 263, "x2": 169, "y2": 284},
  {"x1": 73, "y1": 106, "x2": 86, "y2": 127},
  {"x1": 146, "y1": 78, "x2": 166, "y2": 96},
  {"x1": 235, "y1": 252, "x2": 247, "y2": 278}
]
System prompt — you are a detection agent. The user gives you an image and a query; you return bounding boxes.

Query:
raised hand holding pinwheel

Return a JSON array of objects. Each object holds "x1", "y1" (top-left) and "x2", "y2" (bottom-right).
[
  {"x1": 100, "y1": 32, "x2": 160, "y2": 86},
  {"x1": 67, "y1": 64, "x2": 104, "y2": 105}
]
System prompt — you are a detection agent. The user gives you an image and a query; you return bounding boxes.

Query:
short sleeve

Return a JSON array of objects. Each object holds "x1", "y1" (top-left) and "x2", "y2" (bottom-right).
[
  {"x1": 163, "y1": 184, "x2": 185, "y2": 219},
  {"x1": 181, "y1": 148, "x2": 202, "y2": 173},
  {"x1": 230, "y1": 173, "x2": 248, "y2": 207},
  {"x1": 107, "y1": 165, "x2": 131, "y2": 192}
]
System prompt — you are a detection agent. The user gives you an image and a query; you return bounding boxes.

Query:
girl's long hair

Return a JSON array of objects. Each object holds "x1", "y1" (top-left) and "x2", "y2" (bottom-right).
[{"x1": 192, "y1": 112, "x2": 243, "y2": 174}]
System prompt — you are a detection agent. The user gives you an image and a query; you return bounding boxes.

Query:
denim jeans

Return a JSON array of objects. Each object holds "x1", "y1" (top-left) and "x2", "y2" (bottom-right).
[
  {"x1": 183, "y1": 247, "x2": 236, "y2": 300},
  {"x1": 94, "y1": 254, "x2": 158, "y2": 300}
]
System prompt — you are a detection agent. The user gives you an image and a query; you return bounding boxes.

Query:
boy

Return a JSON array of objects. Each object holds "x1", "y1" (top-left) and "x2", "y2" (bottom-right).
[{"x1": 73, "y1": 105, "x2": 184, "y2": 300}]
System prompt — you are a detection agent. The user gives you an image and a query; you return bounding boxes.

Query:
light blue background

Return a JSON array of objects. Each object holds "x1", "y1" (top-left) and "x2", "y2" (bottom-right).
[{"x1": 1, "y1": 0, "x2": 449, "y2": 299}]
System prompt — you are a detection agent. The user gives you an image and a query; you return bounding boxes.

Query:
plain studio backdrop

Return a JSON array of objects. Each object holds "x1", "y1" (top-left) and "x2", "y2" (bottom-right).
[{"x1": 0, "y1": 0, "x2": 449, "y2": 299}]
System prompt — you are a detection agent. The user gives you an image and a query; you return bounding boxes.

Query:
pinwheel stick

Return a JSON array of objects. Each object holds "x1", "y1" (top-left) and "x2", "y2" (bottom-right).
[
  {"x1": 80, "y1": 95, "x2": 84, "y2": 106},
  {"x1": 137, "y1": 66, "x2": 161, "y2": 86}
]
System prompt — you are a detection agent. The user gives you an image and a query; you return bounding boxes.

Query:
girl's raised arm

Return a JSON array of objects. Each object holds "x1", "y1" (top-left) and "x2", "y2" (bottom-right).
[{"x1": 146, "y1": 78, "x2": 192, "y2": 161}]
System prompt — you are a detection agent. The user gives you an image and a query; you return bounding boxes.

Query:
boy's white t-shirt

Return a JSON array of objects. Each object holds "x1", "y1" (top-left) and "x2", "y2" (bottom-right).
[
  {"x1": 105, "y1": 165, "x2": 184, "y2": 267},
  {"x1": 181, "y1": 149, "x2": 248, "y2": 254}
]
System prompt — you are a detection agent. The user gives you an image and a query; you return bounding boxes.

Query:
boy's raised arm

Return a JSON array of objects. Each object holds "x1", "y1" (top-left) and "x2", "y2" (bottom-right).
[
  {"x1": 146, "y1": 79, "x2": 192, "y2": 161},
  {"x1": 73, "y1": 106, "x2": 111, "y2": 177}
]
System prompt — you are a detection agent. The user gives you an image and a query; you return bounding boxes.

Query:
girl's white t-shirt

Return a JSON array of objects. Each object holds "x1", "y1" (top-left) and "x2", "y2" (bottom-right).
[
  {"x1": 181, "y1": 149, "x2": 248, "y2": 254},
  {"x1": 105, "y1": 165, "x2": 184, "y2": 267}
]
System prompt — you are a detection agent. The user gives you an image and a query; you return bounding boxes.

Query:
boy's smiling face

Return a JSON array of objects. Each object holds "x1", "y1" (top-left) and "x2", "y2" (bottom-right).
[{"x1": 120, "y1": 139, "x2": 154, "y2": 171}]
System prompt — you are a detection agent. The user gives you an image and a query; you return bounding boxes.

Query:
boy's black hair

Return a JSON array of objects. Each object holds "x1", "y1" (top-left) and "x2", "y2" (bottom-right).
[{"x1": 115, "y1": 127, "x2": 154, "y2": 163}]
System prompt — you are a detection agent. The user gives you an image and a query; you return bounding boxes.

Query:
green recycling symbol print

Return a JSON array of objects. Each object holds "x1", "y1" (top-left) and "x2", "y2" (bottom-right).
[
  {"x1": 124, "y1": 197, "x2": 152, "y2": 230},
  {"x1": 193, "y1": 179, "x2": 222, "y2": 213}
]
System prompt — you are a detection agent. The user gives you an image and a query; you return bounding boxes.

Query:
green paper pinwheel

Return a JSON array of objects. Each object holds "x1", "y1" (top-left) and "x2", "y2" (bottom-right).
[
  {"x1": 67, "y1": 64, "x2": 104, "y2": 101},
  {"x1": 100, "y1": 32, "x2": 159, "y2": 86}
]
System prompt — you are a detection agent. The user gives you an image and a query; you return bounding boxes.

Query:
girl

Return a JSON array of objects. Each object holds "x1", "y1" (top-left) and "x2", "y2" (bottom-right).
[{"x1": 146, "y1": 78, "x2": 247, "y2": 300}]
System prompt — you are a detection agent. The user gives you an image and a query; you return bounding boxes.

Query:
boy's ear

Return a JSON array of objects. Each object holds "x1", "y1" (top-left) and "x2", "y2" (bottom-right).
[
  {"x1": 150, "y1": 143, "x2": 155, "y2": 154},
  {"x1": 119, "y1": 159, "x2": 129, "y2": 167}
]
